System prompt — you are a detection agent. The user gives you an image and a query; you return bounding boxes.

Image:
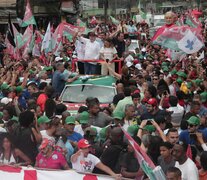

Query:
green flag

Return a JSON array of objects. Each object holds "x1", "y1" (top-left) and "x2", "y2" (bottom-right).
[
  {"x1": 138, "y1": 0, "x2": 147, "y2": 19},
  {"x1": 110, "y1": 16, "x2": 120, "y2": 25}
]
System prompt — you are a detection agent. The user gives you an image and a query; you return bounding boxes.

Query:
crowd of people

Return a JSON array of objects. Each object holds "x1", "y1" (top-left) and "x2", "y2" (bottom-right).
[{"x1": 0, "y1": 9, "x2": 206, "y2": 180}]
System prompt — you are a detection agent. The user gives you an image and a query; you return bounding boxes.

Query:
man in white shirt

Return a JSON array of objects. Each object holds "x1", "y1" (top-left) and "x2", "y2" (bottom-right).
[
  {"x1": 173, "y1": 143, "x2": 199, "y2": 180},
  {"x1": 166, "y1": 96, "x2": 184, "y2": 127},
  {"x1": 79, "y1": 32, "x2": 101, "y2": 75},
  {"x1": 71, "y1": 139, "x2": 121, "y2": 179}
]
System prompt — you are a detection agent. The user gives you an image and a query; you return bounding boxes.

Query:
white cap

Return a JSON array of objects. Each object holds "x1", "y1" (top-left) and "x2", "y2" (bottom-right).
[
  {"x1": 126, "y1": 61, "x2": 133, "y2": 67},
  {"x1": 141, "y1": 47, "x2": 146, "y2": 52},
  {"x1": 1, "y1": 97, "x2": 12, "y2": 105},
  {"x1": 135, "y1": 64, "x2": 142, "y2": 70},
  {"x1": 166, "y1": 58, "x2": 171, "y2": 61},
  {"x1": 55, "y1": 57, "x2": 63, "y2": 62}
]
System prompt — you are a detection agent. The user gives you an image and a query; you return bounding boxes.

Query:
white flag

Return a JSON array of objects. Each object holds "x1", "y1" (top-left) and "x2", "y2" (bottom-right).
[
  {"x1": 177, "y1": 30, "x2": 203, "y2": 54},
  {"x1": 41, "y1": 22, "x2": 52, "y2": 53}
]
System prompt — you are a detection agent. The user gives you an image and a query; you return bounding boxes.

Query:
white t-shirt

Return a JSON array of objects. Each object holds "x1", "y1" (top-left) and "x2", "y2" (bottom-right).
[
  {"x1": 40, "y1": 130, "x2": 56, "y2": 143},
  {"x1": 72, "y1": 153, "x2": 100, "y2": 173},
  {"x1": 99, "y1": 47, "x2": 117, "y2": 61},
  {"x1": 175, "y1": 158, "x2": 199, "y2": 180},
  {"x1": 79, "y1": 37, "x2": 101, "y2": 64}
]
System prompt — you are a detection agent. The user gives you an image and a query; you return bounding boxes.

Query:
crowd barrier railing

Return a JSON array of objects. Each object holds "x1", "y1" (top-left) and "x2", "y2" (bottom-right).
[{"x1": 71, "y1": 59, "x2": 122, "y2": 74}]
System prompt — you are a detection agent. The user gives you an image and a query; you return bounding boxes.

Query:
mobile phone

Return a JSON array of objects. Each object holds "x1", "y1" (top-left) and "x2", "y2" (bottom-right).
[
  {"x1": 106, "y1": 59, "x2": 109, "y2": 63},
  {"x1": 163, "y1": 91, "x2": 167, "y2": 96}
]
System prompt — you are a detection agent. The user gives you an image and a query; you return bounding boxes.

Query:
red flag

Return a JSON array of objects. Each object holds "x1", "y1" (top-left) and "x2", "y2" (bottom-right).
[
  {"x1": 186, "y1": 144, "x2": 192, "y2": 160},
  {"x1": 90, "y1": 16, "x2": 97, "y2": 24}
]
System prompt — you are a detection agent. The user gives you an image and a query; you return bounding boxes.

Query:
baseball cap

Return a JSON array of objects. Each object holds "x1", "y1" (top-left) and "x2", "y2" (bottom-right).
[
  {"x1": 79, "y1": 111, "x2": 89, "y2": 124},
  {"x1": 177, "y1": 71, "x2": 187, "y2": 79},
  {"x1": 39, "y1": 138, "x2": 54, "y2": 150},
  {"x1": 162, "y1": 66, "x2": 169, "y2": 72},
  {"x1": 147, "y1": 98, "x2": 158, "y2": 107},
  {"x1": 99, "y1": 127, "x2": 107, "y2": 141},
  {"x1": 1, "y1": 83, "x2": 9, "y2": 90},
  {"x1": 135, "y1": 64, "x2": 142, "y2": 70},
  {"x1": 170, "y1": 69, "x2": 177, "y2": 75},
  {"x1": 200, "y1": 92, "x2": 207, "y2": 103},
  {"x1": 65, "y1": 116, "x2": 76, "y2": 125},
  {"x1": 10, "y1": 116, "x2": 19, "y2": 122},
  {"x1": 77, "y1": 139, "x2": 91, "y2": 149},
  {"x1": 38, "y1": 116, "x2": 51, "y2": 125},
  {"x1": 84, "y1": 127, "x2": 97, "y2": 136},
  {"x1": 187, "y1": 116, "x2": 200, "y2": 125},
  {"x1": 16, "y1": 86, "x2": 23, "y2": 93},
  {"x1": 144, "y1": 125, "x2": 156, "y2": 133},
  {"x1": 0, "y1": 97, "x2": 12, "y2": 105},
  {"x1": 55, "y1": 57, "x2": 63, "y2": 62},
  {"x1": 43, "y1": 66, "x2": 53, "y2": 71},
  {"x1": 127, "y1": 125, "x2": 139, "y2": 136},
  {"x1": 166, "y1": 58, "x2": 171, "y2": 62},
  {"x1": 176, "y1": 78, "x2": 183, "y2": 84},
  {"x1": 113, "y1": 111, "x2": 124, "y2": 120},
  {"x1": 27, "y1": 81, "x2": 38, "y2": 87}
]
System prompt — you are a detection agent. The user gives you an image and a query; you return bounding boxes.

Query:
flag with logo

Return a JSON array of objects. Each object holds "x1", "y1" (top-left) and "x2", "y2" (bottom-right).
[
  {"x1": 177, "y1": 29, "x2": 203, "y2": 54},
  {"x1": 120, "y1": 127, "x2": 166, "y2": 180},
  {"x1": 21, "y1": 0, "x2": 37, "y2": 27},
  {"x1": 152, "y1": 25, "x2": 203, "y2": 53}
]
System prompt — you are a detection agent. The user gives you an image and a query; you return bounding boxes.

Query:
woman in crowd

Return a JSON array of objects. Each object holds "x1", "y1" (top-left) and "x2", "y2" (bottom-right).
[
  {"x1": 100, "y1": 39, "x2": 118, "y2": 76},
  {"x1": 0, "y1": 134, "x2": 31, "y2": 165}
]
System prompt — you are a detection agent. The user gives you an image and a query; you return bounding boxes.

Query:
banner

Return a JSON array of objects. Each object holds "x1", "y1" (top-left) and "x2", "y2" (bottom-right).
[{"x1": 0, "y1": 165, "x2": 114, "y2": 180}]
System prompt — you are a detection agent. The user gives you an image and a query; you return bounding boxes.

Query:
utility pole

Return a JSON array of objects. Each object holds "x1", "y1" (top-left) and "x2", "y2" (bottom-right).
[{"x1": 104, "y1": 0, "x2": 108, "y2": 24}]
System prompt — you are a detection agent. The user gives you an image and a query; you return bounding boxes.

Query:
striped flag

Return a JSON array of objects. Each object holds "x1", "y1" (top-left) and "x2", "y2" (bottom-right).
[
  {"x1": 152, "y1": 25, "x2": 203, "y2": 53},
  {"x1": 21, "y1": 0, "x2": 37, "y2": 27},
  {"x1": 120, "y1": 127, "x2": 157, "y2": 179},
  {"x1": 22, "y1": 25, "x2": 33, "y2": 59}
]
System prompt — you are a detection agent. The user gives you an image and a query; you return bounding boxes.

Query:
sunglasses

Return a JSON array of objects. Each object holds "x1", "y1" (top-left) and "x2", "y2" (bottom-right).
[
  {"x1": 153, "y1": 78, "x2": 158, "y2": 80},
  {"x1": 188, "y1": 124, "x2": 196, "y2": 127}
]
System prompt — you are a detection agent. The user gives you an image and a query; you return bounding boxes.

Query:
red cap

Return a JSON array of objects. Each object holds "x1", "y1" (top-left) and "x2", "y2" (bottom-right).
[
  {"x1": 78, "y1": 139, "x2": 91, "y2": 149},
  {"x1": 133, "y1": 89, "x2": 140, "y2": 94},
  {"x1": 147, "y1": 98, "x2": 158, "y2": 107},
  {"x1": 133, "y1": 59, "x2": 139, "y2": 65},
  {"x1": 39, "y1": 138, "x2": 54, "y2": 150}
]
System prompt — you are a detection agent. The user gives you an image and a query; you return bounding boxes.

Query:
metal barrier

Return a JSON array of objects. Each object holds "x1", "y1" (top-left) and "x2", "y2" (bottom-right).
[{"x1": 71, "y1": 59, "x2": 122, "y2": 74}]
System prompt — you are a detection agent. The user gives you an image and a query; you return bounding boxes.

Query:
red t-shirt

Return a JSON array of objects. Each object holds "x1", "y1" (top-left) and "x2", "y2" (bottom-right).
[
  {"x1": 37, "y1": 93, "x2": 48, "y2": 112},
  {"x1": 36, "y1": 151, "x2": 67, "y2": 170}
]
